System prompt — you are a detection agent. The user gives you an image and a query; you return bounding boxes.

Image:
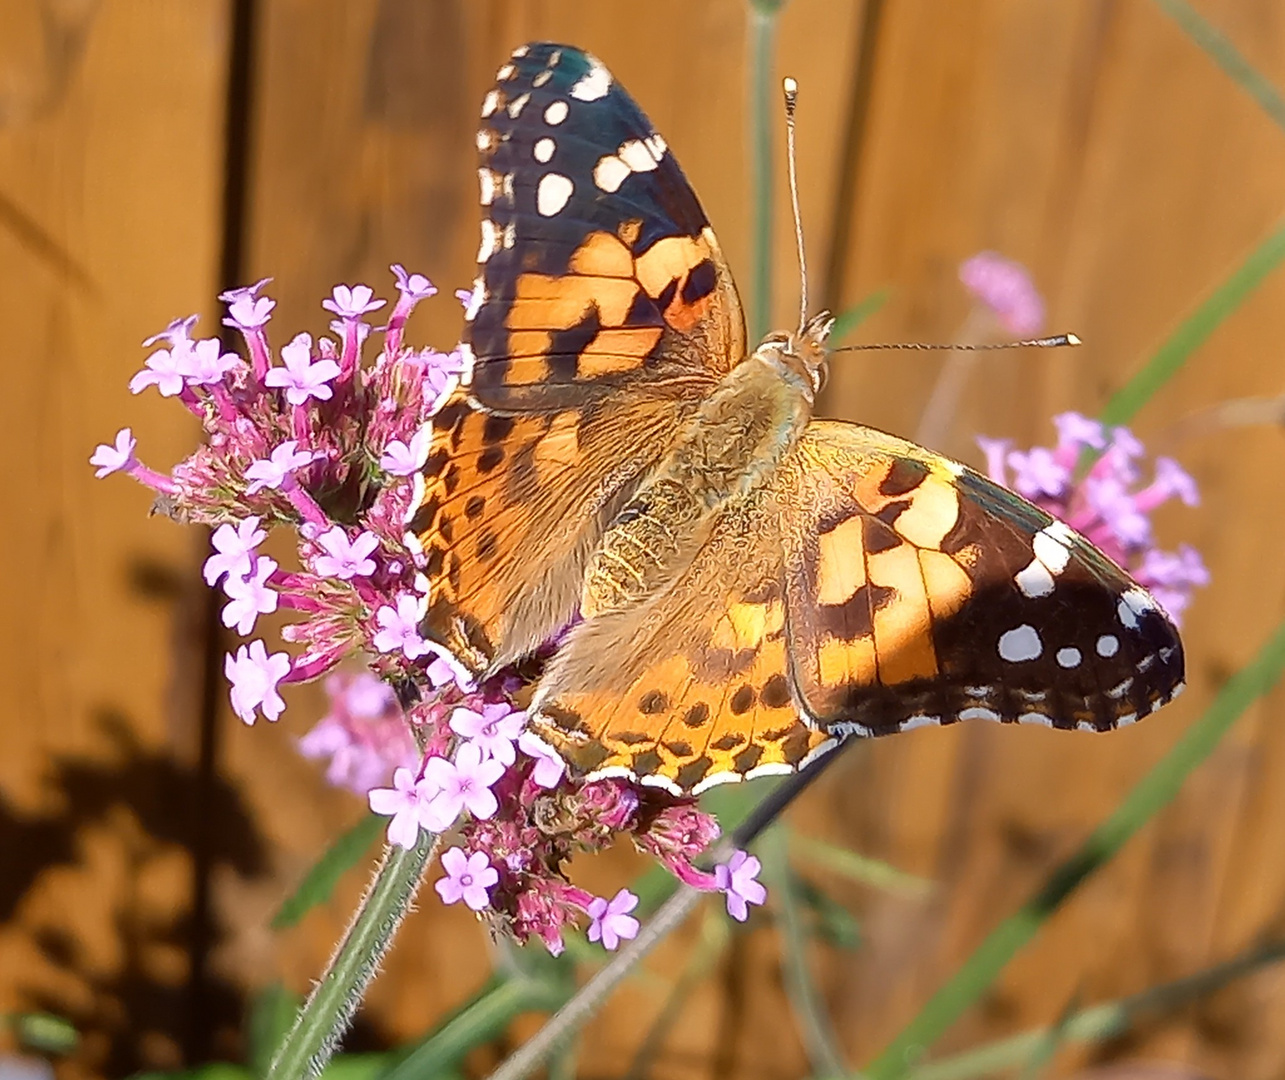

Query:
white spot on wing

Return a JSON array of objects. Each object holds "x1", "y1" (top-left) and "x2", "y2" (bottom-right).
[
  {"x1": 1033, "y1": 526, "x2": 1072, "y2": 573},
  {"x1": 511, "y1": 44, "x2": 529, "y2": 58},
  {"x1": 1018, "y1": 712, "x2": 1054, "y2": 727},
  {"x1": 533, "y1": 137, "x2": 555, "y2": 163},
  {"x1": 537, "y1": 172, "x2": 574, "y2": 216},
  {"x1": 1116, "y1": 712, "x2": 1139, "y2": 726},
  {"x1": 640, "y1": 774, "x2": 683, "y2": 795},
  {"x1": 496, "y1": 64, "x2": 515, "y2": 81},
  {"x1": 401, "y1": 528, "x2": 424, "y2": 555},
  {"x1": 507, "y1": 91, "x2": 530, "y2": 118},
  {"x1": 570, "y1": 58, "x2": 611, "y2": 101},
  {"x1": 584, "y1": 765, "x2": 636, "y2": 784},
  {"x1": 1015, "y1": 558, "x2": 1055, "y2": 598},
  {"x1": 1076, "y1": 720, "x2": 1098, "y2": 733},
  {"x1": 960, "y1": 707, "x2": 1001, "y2": 722},
  {"x1": 532, "y1": 70, "x2": 552, "y2": 88},
  {"x1": 544, "y1": 100, "x2": 569, "y2": 125},
  {"x1": 478, "y1": 168, "x2": 498, "y2": 205},
  {"x1": 998, "y1": 624, "x2": 1042, "y2": 663},
  {"x1": 457, "y1": 342, "x2": 476, "y2": 386},
  {"x1": 1056, "y1": 647, "x2": 1082, "y2": 669},
  {"x1": 745, "y1": 762, "x2": 794, "y2": 781},
  {"x1": 480, "y1": 89, "x2": 500, "y2": 117},
  {"x1": 1097, "y1": 634, "x2": 1119, "y2": 657},
  {"x1": 900, "y1": 714, "x2": 940, "y2": 731},
  {"x1": 477, "y1": 219, "x2": 500, "y2": 262},
  {"x1": 618, "y1": 139, "x2": 658, "y2": 172},
  {"x1": 692, "y1": 771, "x2": 742, "y2": 795},
  {"x1": 593, "y1": 154, "x2": 630, "y2": 193},
  {"x1": 404, "y1": 474, "x2": 427, "y2": 524},
  {"x1": 1117, "y1": 587, "x2": 1154, "y2": 629},
  {"x1": 645, "y1": 133, "x2": 667, "y2": 160}
]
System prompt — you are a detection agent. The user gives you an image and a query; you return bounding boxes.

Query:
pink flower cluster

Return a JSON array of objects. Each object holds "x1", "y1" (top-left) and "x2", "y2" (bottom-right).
[
  {"x1": 979, "y1": 413, "x2": 1209, "y2": 623},
  {"x1": 92, "y1": 271, "x2": 764, "y2": 955},
  {"x1": 959, "y1": 251, "x2": 1046, "y2": 337}
]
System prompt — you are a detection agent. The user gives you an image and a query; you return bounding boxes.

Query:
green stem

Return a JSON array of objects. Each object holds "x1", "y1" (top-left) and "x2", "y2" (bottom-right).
[
  {"x1": 748, "y1": 1, "x2": 783, "y2": 344},
  {"x1": 862, "y1": 617, "x2": 1285, "y2": 1080},
  {"x1": 764, "y1": 828, "x2": 848, "y2": 1077},
  {"x1": 267, "y1": 830, "x2": 440, "y2": 1080},
  {"x1": 1152, "y1": 0, "x2": 1285, "y2": 132},
  {"x1": 1100, "y1": 218, "x2": 1285, "y2": 427},
  {"x1": 901, "y1": 939, "x2": 1285, "y2": 1080}
]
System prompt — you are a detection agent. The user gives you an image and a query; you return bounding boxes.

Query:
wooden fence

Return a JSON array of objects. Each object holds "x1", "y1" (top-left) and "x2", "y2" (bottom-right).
[{"x1": 4, "y1": 1, "x2": 1285, "y2": 1077}]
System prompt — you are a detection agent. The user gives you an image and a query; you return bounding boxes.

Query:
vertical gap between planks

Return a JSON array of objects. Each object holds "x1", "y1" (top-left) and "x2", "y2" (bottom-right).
[
  {"x1": 184, "y1": 0, "x2": 259, "y2": 1064},
  {"x1": 819, "y1": 0, "x2": 886, "y2": 324}
]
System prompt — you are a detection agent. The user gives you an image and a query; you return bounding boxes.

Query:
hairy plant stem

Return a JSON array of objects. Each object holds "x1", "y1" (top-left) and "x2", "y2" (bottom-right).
[{"x1": 267, "y1": 829, "x2": 440, "y2": 1080}]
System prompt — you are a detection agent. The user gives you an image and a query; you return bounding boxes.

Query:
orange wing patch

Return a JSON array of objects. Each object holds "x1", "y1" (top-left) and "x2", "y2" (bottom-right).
[{"x1": 530, "y1": 500, "x2": 834, "y2": 795}]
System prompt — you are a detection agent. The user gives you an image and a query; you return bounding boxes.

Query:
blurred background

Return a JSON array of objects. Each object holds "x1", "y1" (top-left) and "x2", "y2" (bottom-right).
[{"x1": 3, "y1": 1, "x2": 1285, "y2": 1078}]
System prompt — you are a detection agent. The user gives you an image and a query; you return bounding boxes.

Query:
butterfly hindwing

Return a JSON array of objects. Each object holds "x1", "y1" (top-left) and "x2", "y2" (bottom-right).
[
  {"x1": 530, "y1": 489, "x2": 834, "y2": 795},
  {"x1": 465, "y1": 42, "x2": 745, "y2": 412},
  {"x1": 779, "y1": 422, "x2": 1185, "y2": 736}
]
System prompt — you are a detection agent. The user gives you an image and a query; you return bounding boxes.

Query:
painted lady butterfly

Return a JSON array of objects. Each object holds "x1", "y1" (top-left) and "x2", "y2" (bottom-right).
[{"x1": 404, "y1": 43, "x2": 1184, "y2": 796}]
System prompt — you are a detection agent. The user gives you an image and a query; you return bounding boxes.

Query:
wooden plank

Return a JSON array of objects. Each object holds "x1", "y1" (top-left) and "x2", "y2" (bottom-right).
[
  {"x1": 820, "y1": 0, "x2": 1285, "y2": 1074},
  {"x1": 0, "y1": 1, "x2": 230, "y2": 1075}
]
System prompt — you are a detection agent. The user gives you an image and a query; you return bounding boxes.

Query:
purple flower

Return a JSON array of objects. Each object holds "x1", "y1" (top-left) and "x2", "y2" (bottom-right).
[
  {"x1": 518, "y1": 731, "x2": 566, "y2": 789},
  {"x1": 322, "y1": 284, "x2": 385, "y2": 320},
  {"x1": 203, "y1": 517, "x2": 267, "y2": 586},
  {"x1": 450, "y1": 702, "x2": 526, "y2": 765},
  {"x1": 372, "y1": 593, "x2": 432, "y2": 659},
  {"x1": 244, "y1": 440, "x2": 321, "y2": 494},
  {"x1": 224, "y1": 295, "x2": 275, "y2": 332},
  {"x1": 181, "y1": 338, "x2": 241, "y2": 386},
  {"x1": 1053, "y1": 412, "x2": 1106, "y2": 454},
  {"x1": 959, "y1": 251, "x2": 1045, "y2": 337},
  {"x1": 1006, "y1": 446, "x2": 1068, "y2": 500},
  {"x1": 142, "y1": 315, "x2": 198, "y2": 349},
  {"x1": 300, "y1": 672, "x2": 417, "y2": 795},
  {"x1": 587, "y1": 889, "x2": 640, "y2": 950},
  {"x1": 313, "y1": 526, "x2": 379, "y2": 579},
  {"x1": 369, "y1": 766, "x2": 438, "y2": 849},
  {"x1": 380, "y1": 427, "x2": 431, "y2": 476},
  {"x1": 421, "y1": 742, "x2": 505, "y2": 830},
  {"x1": 221, "y1": 556, "x2": 279, "y2": 635},
  {"x1": 225, "y1": 640, "x2": 291, "y2": 724},
  {"x1": 129, "y1": 345, "x2": 190, "y2": 397},
  {"x1": 218, "y1": 277, "x2": 273, "y2": 306},
  {"x1": 435, "y1": 847, "x2": 499, "y2": 911},
  {"x1": 265, "y1": 333, "x2": 342, "y2": 405},
  {"x1": 715, "y1": 850, "x2": 767, "y2": 922},
  {"x1": 391, "y1": 264, "x2": 437, "y2": 301},
  {"x1": 979, "y1": 413, "x2": 1207, "y2": 624},
  {"x1": 90, "y1": 428, "x2": 137, "y2": 478}
]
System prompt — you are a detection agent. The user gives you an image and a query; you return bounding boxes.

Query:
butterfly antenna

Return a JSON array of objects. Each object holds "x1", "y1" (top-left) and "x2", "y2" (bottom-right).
[
  {"x1": 831, "y1": 333, "x2": 1083, "y2": 352},
  {"x1": 783, "y1": 76, "x2": 808, "y2": 333}
]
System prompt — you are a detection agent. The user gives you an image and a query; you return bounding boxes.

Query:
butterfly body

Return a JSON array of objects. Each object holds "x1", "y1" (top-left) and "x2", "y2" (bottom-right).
[
  {"x1": 405, "y1": 42, "x2": 1185, "y2": 795},
  {"x1": 584, "y1": 319, "x2": 826, "y2": 619}
]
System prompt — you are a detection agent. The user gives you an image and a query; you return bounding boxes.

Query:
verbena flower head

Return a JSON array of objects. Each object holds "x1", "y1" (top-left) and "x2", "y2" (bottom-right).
[
  {"x1": 93, "y1": 271, "x2": 763, "y2": 954},
  {"x1": 959, "y1": 251, "x2": 1045, "y2": 337},
  {"x1": 980, "y1": 412, "x2": 1208, "y2": 623}
]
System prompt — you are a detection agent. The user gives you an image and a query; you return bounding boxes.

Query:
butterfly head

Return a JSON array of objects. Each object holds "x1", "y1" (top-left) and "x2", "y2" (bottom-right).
[{"x1": 757, "y1": 310, "x2": 836, "y2": 400}]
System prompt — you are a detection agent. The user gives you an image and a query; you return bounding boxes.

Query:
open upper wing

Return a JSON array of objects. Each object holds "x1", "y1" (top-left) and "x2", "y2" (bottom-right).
[{"x1": 407, "y1": 42, "x2": 746, "y2": 670}]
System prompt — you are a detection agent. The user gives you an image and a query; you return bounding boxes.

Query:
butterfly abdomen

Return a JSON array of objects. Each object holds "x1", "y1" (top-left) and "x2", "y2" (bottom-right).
[{"x1": 581, "y1": 351, "x2": 811, "y2": 619}]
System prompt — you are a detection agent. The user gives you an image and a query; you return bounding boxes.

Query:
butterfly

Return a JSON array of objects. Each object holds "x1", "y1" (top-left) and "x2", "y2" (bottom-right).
[{"x1": 402, "y1": 42, "x2": 1185, "y2": 796}]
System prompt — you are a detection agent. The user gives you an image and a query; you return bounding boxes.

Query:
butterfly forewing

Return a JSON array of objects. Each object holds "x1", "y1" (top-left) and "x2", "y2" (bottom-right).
[{"x1": 466, "y1": 42, "x2": 745, "y2": 413}]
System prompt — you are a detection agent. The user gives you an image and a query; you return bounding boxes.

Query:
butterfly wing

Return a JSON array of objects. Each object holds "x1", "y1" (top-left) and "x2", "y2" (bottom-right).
[
  {"x1": 780, "y1": 422, "x2": 1184, "y2": 734},
  {"x1": 465, "y1": 42, "x2": 745, "y2": 412},
  {"x1": 530, "y1": 421, "x2": 1185, "y2": 793},
  {"x1": 530, "y1": 488, "x2": 834, "y2": 795},
  {"x1": 406, "y1": 43, "x2": 746, "y2": 670}
]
